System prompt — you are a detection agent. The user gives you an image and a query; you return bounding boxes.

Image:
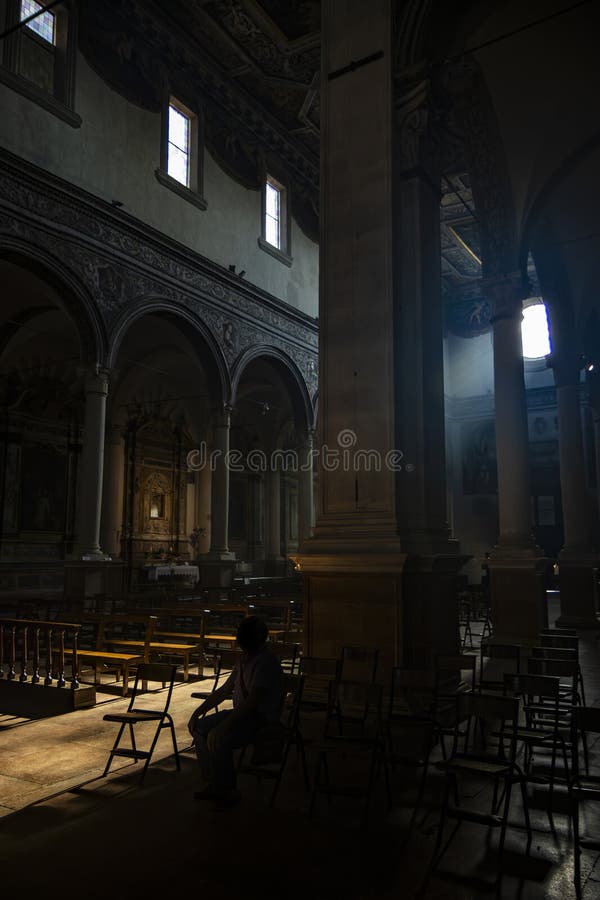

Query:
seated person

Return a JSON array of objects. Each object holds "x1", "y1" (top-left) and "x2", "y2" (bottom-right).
[{"x1": 188, "y1": 615, "x2": 283, "y2": 806}]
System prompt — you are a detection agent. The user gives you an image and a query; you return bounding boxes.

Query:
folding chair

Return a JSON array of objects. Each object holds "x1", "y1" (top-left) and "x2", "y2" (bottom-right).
[
  {"x1": 479, "y1": 641, "x2": 520, "y2": 692},
  {"x1": 431, "y1": 692, "x2": 531, "y2": 886},
  {"x1": 310, "y1": 680, "x2": 390, "y2": 826},
  {"x1": 435, "y1": 654, "x2": 477, "y2": 757},
  {"x1": 528, "y1": 655, "x2": 582, "y2": 770},
  {"x1": 570, "y1": 707, "x2": 600, "y2": 898},
  {"x1": 268, "y1": 640, "x2": 300, "y2": 675},
  {"x1": 237, "y1": 673, "x2": 309, "y2": 806},
  {"x1": 190, "y1": 648, "x2": 241, "y2": 711},
  {"x1": 387, "y1": 667, "x2": 438, "y2": 830},
  {"x1": 102, "y1": 662, "x2": 180, "y2": 784},
  {"x1": 460, "y1": 597, "x2": 492, "y2": 650},
  {"x1": 339, "y1": 646, "x2": 379, "y2": 683},
  {"x1": 532, "y1": 646, "x2": 584, "y2": 704},
  {"x1": 503, "y1": 672, "x2": 570, "y2": 813},
  {"x1": 435, "y1": 653, "x2": 477, "y2": 698},
  {"x1": 299, "y1": 656, "x2": 341, "y2": 711},
  {"x1": 527, "y1": 656, "x2": 579, "y2": 710},
  {"x1": 539, "y1": 633, "x2": 586, "y2": 706}
]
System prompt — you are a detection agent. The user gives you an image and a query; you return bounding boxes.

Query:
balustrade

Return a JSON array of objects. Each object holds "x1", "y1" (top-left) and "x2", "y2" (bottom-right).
[{"x1": 0, "y1": 619, "x2": 81, "y2": 690}]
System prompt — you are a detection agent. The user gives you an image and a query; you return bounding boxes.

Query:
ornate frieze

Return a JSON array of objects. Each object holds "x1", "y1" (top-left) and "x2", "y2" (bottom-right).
[{"x1": 0, "y1": 149, "x2": 318, "y2": 403}]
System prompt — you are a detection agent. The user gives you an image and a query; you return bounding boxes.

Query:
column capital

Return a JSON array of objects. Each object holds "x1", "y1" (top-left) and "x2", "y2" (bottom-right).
[
  {"x1": 298, "y1": 428, "x2": 316, "y2": 451},
  {"x1": 483, "y1": 272, "x2": 527, "y2": 321},
  {"x1": 81, "y1": 364, "x2": 110, "y2": 395},
  {"x1": 211, "y1": 403, "x2": 233, "y2": 429},
  {"x1": 546, "y1": 352, "x2": 583, "y2": 389},
  {"x1": 395, "y1": 78, "x2": 442, "y2": 191}
]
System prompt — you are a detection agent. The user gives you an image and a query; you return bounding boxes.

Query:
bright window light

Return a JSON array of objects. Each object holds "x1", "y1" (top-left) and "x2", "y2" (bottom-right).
[
  {"x1": 265, "y1": 179, "x2": 281, "y2": 249},
  {"x1": 168, "y1": 103, "x2": 190, "y2": 187},
  {"x1": 521, "y1": 302, "x2": 551, "y2": 359},
  {"x1": 20, "y1": 0, "x2": 55, "y2": 44}
]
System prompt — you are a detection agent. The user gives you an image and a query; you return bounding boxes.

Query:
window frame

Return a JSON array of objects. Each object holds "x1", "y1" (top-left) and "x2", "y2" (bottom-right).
[
  {"x1": 20, "y1": 0, "x2": 56, "y2": 45},
  {"x1": 258, "y1": 173, "x2": 292, "y2": 267},
  {"x1": 155, "y1": 93, "x2": 207, "y2": 211},
  {"x1": 0, "y1": 0, "x2": 80, "y2": 127}
]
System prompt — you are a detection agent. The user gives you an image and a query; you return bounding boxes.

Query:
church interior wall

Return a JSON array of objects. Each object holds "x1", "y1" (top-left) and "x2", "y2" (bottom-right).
[{"x1": 0, "y1": 52, "x2": 318, "y2": 317}]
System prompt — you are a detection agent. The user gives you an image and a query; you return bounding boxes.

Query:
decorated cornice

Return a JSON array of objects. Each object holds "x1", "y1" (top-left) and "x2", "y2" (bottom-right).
[{"x1": 0, "y1": 149, "x2": 318, "y2": 401}]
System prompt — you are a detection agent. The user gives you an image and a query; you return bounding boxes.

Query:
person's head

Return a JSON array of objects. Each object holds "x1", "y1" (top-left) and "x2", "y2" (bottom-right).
[{"x1": 236, "y1": 615, "x2": 268, "y2": 654}]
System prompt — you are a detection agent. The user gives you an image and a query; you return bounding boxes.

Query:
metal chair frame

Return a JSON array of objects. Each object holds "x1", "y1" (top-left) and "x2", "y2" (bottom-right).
[
  {"x1": 102, "y1": 662, "x2": 180, "y2": 784},
  {"x1": 570, "y1": 706, "x2": 600, "y2": 899},
  {"x1": 430, "y1": 692, "x2": 531, "y2": 886},
  {"x1": 309, "y1": 680, "x2": 390, "y2": 827}
]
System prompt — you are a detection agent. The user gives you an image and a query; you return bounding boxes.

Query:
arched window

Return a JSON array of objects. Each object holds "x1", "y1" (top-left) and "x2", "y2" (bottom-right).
[{"x1": 521, "y1": 300, "x2": 551, "y2": 360}]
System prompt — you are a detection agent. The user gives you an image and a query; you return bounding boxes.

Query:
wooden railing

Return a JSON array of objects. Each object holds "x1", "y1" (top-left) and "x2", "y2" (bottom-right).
[{"x1": 0, "y1": 619, "x2": 82, "y2": 689}]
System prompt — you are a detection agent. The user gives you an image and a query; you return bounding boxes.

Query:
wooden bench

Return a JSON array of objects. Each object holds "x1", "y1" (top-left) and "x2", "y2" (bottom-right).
[
  {"x1": 105, "y1": 612, "x2": 201, "y2": 682},
  {"x1": 58, "y1": 614, "x2": 153, "y2": 696}
]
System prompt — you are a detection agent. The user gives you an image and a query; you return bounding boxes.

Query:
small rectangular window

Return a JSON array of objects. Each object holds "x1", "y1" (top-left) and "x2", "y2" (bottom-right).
[
  {"x1": 258, "y1": 174, "x2": 292, "y2": 266},
  {"x1": 265, "y1": 179, "x2": 282, "y2": 249},
  {"x1": 168, "y1": 102, "x2": 191, "y2": 187},
  {"x1": 20, "y1": 0, "x2": 56, "y2": 45},
  {"x1": 156, "y1": 94, "x2": 206, "y2": 209}
]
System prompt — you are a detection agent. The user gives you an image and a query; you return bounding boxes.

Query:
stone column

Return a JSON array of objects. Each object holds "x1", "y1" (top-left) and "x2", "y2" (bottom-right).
[
  {"x1": 265, "y1": 467, "x2": 282, "y2": 572},
  {"x1": 552, "y1": 354, "x2": 598, "y2": 626},
  {"x1": 394, "y1": 82, "x2": 464, "y2": 665},
  {"x1": 100, "y1": 424, "x2": 124, "y2": 558},
  {"x1": 208, "y1": 405, "x2": 233, "y2": 557},
  {"x1": 248, "y1": 473, "x2": 265, "y2": 564},
  {"x1": 201, "y1": 405, "x2": 235, "y2": 597},
  {"x1": 75, "y1": 366, "x2": 109, "y2": 558},
  {"x1": 185, "y1": 471, "x2": 196, "y2": 549},
  {"x1": 290, "y1": 0, "x2": 406, "y2": 684},
  {"x1": 485, "y1": 274, "x2": 547, "y2": 640},
  {"x1": 298, "y1": 430, "x2": 315, "y2": 544},
  {"x1": 196, "y1": 461, "x2": 212, "y2": 554}
]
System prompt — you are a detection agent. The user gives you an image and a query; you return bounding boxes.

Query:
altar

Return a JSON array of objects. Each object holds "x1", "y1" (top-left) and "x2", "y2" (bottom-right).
[{"x1": 146, "y1": 564, "x2": 200, "y2": 583}]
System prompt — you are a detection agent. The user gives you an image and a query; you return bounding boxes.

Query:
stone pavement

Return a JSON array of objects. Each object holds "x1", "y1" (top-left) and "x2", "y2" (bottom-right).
[{"x1": 0, "y1": 600, "x2": 599, "y2": 899}]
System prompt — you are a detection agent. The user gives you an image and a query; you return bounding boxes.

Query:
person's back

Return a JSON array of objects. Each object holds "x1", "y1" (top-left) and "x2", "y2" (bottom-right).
[{"x1": 232, "y1": 643, "x2": 283, "y2": 723}]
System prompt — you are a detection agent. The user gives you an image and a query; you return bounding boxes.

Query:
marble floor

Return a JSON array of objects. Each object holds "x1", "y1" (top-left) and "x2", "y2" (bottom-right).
[{"x1": 0, "y1": 598, "x2": 599, "y2": 899}]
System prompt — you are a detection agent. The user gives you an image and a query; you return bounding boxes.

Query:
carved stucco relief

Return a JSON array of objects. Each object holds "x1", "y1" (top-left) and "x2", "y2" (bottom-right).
[{"x1": 0, "y1": 159, "x2": 318, "y2": 402}]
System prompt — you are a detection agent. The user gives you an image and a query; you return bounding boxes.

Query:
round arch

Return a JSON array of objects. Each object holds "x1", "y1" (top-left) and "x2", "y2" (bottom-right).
[
  {"x1": 107, "y1": 300, "x2": 230, "y2": 409},
  {"x1": 230, "y1": 345, "x2": 314, "y2": 434},
  {"x1": 0, "y1": 239, "x2": 107, "y2": 365}
]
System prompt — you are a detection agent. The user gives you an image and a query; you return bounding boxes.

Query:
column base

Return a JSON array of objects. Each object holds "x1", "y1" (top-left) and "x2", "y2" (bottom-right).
[
  {"x1": 199, "y1": 553, "x2": 236, "y2": 600},
  {"x1": 72, "y1": 549, "x2": 112, "y2": 562},
  {"x1": 289, "y1": 550, "x2": 407, "y2": 687},
  {"x1": 402, "y1": 553, "x2": 471, "y2": 667},
  {"x1": 556, "y1": 554, "x2": 600, "y2": 629},
  {"x1": 488, "y1": 554, "x2": 549, "y2": 644}
]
